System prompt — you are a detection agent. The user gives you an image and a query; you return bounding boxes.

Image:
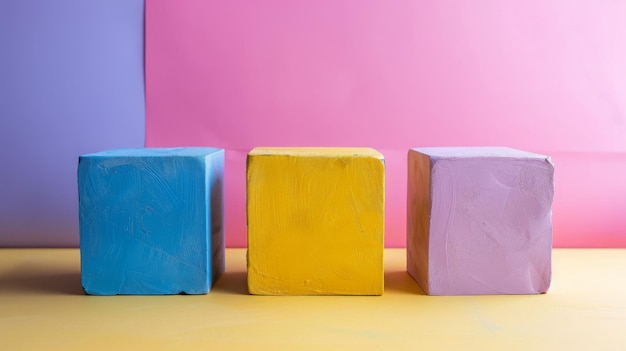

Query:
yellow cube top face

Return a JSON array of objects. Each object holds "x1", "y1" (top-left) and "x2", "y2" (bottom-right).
[
  {"x1": 248, "y1": 147, "x2": 384, "y2": 159},
  {"x1": 247, "y1": 147, "x2": 385, "y2": 295}
]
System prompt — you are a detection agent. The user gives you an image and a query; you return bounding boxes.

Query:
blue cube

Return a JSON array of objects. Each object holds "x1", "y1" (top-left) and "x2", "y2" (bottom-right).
[{"x1": 78, "y1": 148, "x2": 224, "y2": 295}]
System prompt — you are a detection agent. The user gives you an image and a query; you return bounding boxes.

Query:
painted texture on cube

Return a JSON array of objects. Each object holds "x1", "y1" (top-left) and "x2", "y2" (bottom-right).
[
  {"x1": 407, "y1": 147, "x2": 554, "y2": 295},
  {"x1": 247, "y1": 147, "x2": 384, "y2": 295},
  {"x1": 406, "y1": 151, "x2": 431, "y2": 293},
  {"x1": 78, "y1": 148, "x2": 224, "y2": 295}
]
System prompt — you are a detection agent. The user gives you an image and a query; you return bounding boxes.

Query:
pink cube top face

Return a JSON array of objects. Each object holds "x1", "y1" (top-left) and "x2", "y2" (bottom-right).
[{"x1": 408, "y1": 147, "x2": 554, "y2": 295}]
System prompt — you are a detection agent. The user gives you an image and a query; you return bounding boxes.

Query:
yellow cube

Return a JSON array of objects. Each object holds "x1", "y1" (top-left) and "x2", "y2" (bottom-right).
[{"x1": 247, "y1": 147, "x2": 385, "y2": 295}]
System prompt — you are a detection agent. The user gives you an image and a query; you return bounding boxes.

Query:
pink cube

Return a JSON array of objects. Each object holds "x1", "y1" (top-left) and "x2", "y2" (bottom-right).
[{"x1": 407, "y1": 147, "x2": 554, "y2": 295}]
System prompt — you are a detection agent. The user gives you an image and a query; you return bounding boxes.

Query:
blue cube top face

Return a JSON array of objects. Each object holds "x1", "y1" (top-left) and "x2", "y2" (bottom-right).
[
  {"x1": 78, "y1": 148, "x2": 224, "y2": 295},
  {"x1": 81, "y1": 147, "x2": 223, "y2": 158}
]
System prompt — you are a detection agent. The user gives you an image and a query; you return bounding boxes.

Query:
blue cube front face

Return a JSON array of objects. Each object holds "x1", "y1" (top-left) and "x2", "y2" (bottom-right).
[{"x1": 78, "y1": 148, "x2": 224, "y2": 295}]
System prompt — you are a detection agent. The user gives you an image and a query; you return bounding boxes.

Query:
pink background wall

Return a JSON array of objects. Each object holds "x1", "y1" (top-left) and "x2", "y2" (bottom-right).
[{"x1": 146, "y1": 0, "x2": 626, "y2": 248}]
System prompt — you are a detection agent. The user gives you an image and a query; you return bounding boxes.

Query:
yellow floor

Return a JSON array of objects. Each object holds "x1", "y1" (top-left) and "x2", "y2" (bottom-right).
[{"x1": 1, "y1": 249, "x2": 625, "y2": 350}]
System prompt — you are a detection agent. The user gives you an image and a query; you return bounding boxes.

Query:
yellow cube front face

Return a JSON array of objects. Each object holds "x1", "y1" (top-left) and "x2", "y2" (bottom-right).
[{"x1": 247, "y1": 147, "x2": 385, "y2": 295}]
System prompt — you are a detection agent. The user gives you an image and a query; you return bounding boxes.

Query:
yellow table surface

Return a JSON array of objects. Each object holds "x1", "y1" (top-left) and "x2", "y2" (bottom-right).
[{"x1": 1, "y1": 249, "x2": 625, "y2": 350}]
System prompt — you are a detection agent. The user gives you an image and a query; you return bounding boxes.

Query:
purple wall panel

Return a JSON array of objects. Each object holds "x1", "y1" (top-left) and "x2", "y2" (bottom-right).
[{"x1": 0, "y1": 1, "x2": 145, "y2": 247}]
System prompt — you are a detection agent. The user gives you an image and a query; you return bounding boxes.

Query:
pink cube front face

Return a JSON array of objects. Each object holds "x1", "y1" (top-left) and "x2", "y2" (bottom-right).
[{"x1": 407, "y1": 147, "x2": 554, "y2": 295}]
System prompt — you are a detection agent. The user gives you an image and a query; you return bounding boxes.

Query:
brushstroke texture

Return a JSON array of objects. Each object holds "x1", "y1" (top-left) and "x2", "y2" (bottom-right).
[
  {"x1": 407, "y1": 147, "x2": 554, "y2": 295},
  {"x1": 78, "y1": 148, "x2": 224, "y2": 295},
  {"x1": 247, "y1": 148, "x2": 384, "y2": 295}
]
